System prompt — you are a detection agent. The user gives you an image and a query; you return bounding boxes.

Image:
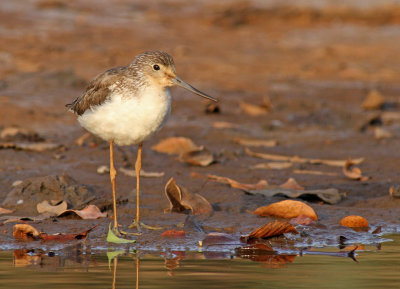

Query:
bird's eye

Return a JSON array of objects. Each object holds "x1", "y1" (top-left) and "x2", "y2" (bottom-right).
[{"x1": 153, "y1": 64, "x2": 160, "y2": 71}]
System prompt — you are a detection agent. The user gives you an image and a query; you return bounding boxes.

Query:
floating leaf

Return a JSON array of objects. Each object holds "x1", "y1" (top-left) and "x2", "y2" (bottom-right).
[
  {"x1": 161, "y1": 229, "x2": 186, "y2": 238},
  {"x1": 245, "y1": 148, "x2": 364, "y2": 167},
  {"x1": 245, "y1": 220, "x2": 298, "y2": 241},
  {"x1": 254, "y1": 200, "x2": 318, "y2": 221},
  {"x1": 13, "y1": 224, "x2": 40, "y2": 241},
  {"x1": 106, "y1": 223, "x2": 136, "y2": 244},
  {"x1": 234, "y1": 137, "x2": 277, "y2": 148},
  {"x1": 362, "y1": 90, "x2": 384, "y2": 110},
  {"x1": 37, "y1": 200, "x2": 67, "y2": 215},
  {"x1": 279, "y1": 178, "x2": 304, "y2": 190},
  {"x1": 340, "y1": 215, "x2": 369, "y2": 228},
  {"x1": 57, "y1": 204, "x2": 107, "y2": 219},
  {"x1": 179, "y1": 149, "x2": 214, "y2": 167},
  {"x1": 152, "y1": 137, "x2": 202, "y2": 155},
  {"x1": 343, "y1": 160, "x2": 370, "y2": 181},
  {"x1": 165, "y1": 178, "x2": 212, "y2": 215}
]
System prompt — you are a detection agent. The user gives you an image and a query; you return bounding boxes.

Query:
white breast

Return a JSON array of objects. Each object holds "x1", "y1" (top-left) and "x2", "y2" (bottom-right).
[{"x1": 78, "y1": 86, "x2": 172, "y2": 146}]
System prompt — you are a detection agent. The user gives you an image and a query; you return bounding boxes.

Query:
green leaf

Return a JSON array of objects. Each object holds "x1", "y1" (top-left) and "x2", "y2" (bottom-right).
[{"x1": 106, "y1": 223, "x2": 136, "y2": 244}]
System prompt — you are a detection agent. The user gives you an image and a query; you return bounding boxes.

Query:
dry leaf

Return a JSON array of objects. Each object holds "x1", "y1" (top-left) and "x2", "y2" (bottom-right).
[
  {"x1": 374, "y1": 127, "x2": 392, "y2": 140},
  {"x1": 57, "y1": 205, "x2": 107, "y2": 219},
  {"x1": 0, "y1": 207, "x2": 14, "y2": 215},
  {"x1": 293, "y1": 170, "x2": 338, "y2": 176},
  {"x1": 164, "y1": 178, "x2": 212, "y2": 215},
  {"x1": 206, "y1": 173, "x2": 268, "y2": 190},
  {"x1": 290, "y1": 214, "x2": 315, "y2": 225},
  {"x1": 254, "y1": 200, "x2": 318, "y2": 221},
  {"x1": 201, "y1": 232, "x2": 236, "y2": 247},
  {"x1": 340, "y1": 215, "x2": 369, "y2": 228},
  {"x1": 250, "y1": 162, "x2": 292, "y2": 170},
  {"x1": 37, "y1": 200, "x2": 67, "y2": 215},
  {"x1": 389, "y1": 185, "x2": 400, "y2": 198},
  {"x1": 152, "y1": 137, "x2": 202, "y2": 155},
  {"x1": 381, "y1": 111, "x2": 400, "y2": 124},
  {"x1": 13, "y1": 224, "x2": 40, "y2": 241},
  {"x1": 234, "y1": 137, "x2": 277, "y2": 147},
  {"x1": 239, "y1": 101, "x2": 269, "y2": 116},
  {"x1": 343, "y1": 160, "x2": 370, "y2": 181},
  {"x1": 362, "y1": 90, "x2": 385, "y2": 110},
  {"x1": 247, "y1": 220, "x2": 298, "y2": 240},
  {"x1": 161, "y1": 229, "x2": 186, "y2": 238},
  {"x1": 119, "y1": 167, "x2": 165, "y2": 178},
  {"x1": 179, "y1": 149, "x2": 214, "y2": 167},
  {"x1": 212, "y1": 121, "x2": 239, "y2": 129},
  {"x1": 245, "y1": 147, "x2": 364, "y2": 167},
  {"x1": 0, "y1": 142, "x2": 61, "y2": 152},
  {"x1": 247, "y1": 187, "x2": 341, "y2": 204},
  {"x1": 38, "y1": 225, "x2": 97, "y2": 242},
  {"x1": 280, "y1": 178, "x2": 304, "y2": 190}
]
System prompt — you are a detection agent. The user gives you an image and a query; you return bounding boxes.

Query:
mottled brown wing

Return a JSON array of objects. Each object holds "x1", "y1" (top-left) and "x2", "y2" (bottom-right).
[{"x1": 66, "y1": 66, "x2": 127, "y2": 115}]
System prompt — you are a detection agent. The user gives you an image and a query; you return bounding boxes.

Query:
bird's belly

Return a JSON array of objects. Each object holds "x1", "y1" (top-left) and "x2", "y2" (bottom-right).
[{"x1": 78, "y1": 90, "x2": 171, "y2": 146}]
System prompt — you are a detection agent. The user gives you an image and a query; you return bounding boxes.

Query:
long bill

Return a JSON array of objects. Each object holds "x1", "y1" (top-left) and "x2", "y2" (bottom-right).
[{"x1": 172, "y1": 76, "x2": 218, "y2": 102}]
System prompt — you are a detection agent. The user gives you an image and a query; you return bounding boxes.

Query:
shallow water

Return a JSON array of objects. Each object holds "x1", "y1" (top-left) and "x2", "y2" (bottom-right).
[{"x1": 1, "y1": 235, "x2": 400, "y2": 289}]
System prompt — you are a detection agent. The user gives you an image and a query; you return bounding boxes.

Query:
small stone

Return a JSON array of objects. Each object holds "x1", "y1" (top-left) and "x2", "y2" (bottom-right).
[{"x1": 97, "y1": 165, "x2": 109, "y2": 174}]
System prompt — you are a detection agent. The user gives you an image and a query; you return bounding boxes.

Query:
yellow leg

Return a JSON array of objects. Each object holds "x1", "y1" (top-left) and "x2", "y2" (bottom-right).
[
  {"x1": 136, "y1": 142, "x2": 142, "y2": 225},
  {"x1": 110, "y1": 140, "x2": 119, "y2": 234}
]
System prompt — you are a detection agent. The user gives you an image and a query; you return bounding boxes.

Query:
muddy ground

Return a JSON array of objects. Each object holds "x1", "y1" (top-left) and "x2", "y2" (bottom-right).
[{"x1": 1, "y1": 0, "x2": 400, "y2": 255}]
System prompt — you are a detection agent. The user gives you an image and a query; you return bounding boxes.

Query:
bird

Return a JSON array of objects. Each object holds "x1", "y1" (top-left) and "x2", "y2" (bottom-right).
[{"x1": 67, "y1": 50, "x2": 217, "y2": 235}]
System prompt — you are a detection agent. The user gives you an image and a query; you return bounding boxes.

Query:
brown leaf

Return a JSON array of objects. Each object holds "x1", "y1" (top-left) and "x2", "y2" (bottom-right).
[
  {"x1": 239, "y1": 101, "x2": 269, "y2": 116},
  {"x1": 57, "y1": 205, "x2": 107, "y2": 219},
  {"x1": 254, "y1": 200, "x2": 318, "y2": 221},
  {"x1": 13, "y1": 224, "x2": 40, "y2": 241},
  {"x1": 362, "y1": 90, "x2": 385, "y2": 110},
  {"x1": 38, "y1": 225, "x2": 97, "y2": 242},
  {"x1": 0, "y1": 207, "x2": 15, "y2": 215},
  {"x1": 179, "y1": 149, "x2": 214, "y2": 167},
  {"x1": 340, "y1": 215, "x2": 369, "y2": 228},
  {"x1": 37, "y1": 200, "x2": 67, "y2": 215},
  {"x1": 212, "y1": 121, "x2": 239, "y2": 129},
  {"x1": 247, "y1": 220, "x2": 298, "y2": 240},
  {"x1": 279, "y1": 178, "x2": 304, "y2": 190},
  {"x1": 374, "y1": 127, "x2": 392, "y2": 140},
  {"x1": 164, "y1": 178, "x2": 212, "y2": 215},
  {"x1": 204, "y1": 173, "x2": 268, "y2": 191},
  {"x1": 234, "y1": 137, "x2": 277, "y2": 147},
  {"x1": 389, "y1": 185, "x2": 400, "y2": 198},
  {"x1": 250, "y1": 162, "x2": 292, "y2": 170},
  {"x1": 152, "y1": 137, "x2": 203, "y2": 155},
  {"x1": 0, "y1": 142, "x2": 61, "y2": 152},
  {"x1": 343, "y1": 160, "x2": 370, "y2": 181},
  {"x1": 245, "y1": 148, "x2": 364, "y2": 167},
  {"x1": 161, "y1": 229, "x2": 186, "y2": 238},
  {"x1": 293, "y1": 169, "x2": 338, "y2": 176}
]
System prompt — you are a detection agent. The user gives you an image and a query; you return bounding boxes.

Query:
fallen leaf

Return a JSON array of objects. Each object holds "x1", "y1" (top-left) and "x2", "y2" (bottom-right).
[
  {"x1": 293, "y1": 169, "x2": 338, "y2": 176},
  {"x1": 245, "y1": 148, "x2": 364, "y2": 167},
  {"x1": 38, "y1": 225, "x2": 98, "y2": 242},
  {"x1": 119, "y1": 167, "x2": 165, "y2": 178},
  {"x1": 343, "y1": 160, "x2": 370, "y2": 181},
  {"x1": 250, "y1": 162, "x2": 292, "y2": 170},
  {"x1": 0, "y1": 142, "x2": 61, "y2": 152},
  {"x1": 37, "y1": 200, "x2": 67, "y2": 215},
  {"x1": 161, "y1": 229, "x2": 186, "y2": 238},
  {"x1": 239, "y1": 101, "x2": 269, "y2": 116},
  {"x1": 389, "y1": 185, "x2": 400, "y2": 198},
  {"x1": 340, "y1": 215, "x2": 369, "y2": 228},
  {"x1": 1, "y1": 127, "x2": 44, "y2": 142},
  {"x1": 13, "y1": 224, "x2": 40, "y2": 241},
  {"x1": 246, "y1": 220, "x2": 298, "y2": 241},
  {"x1": 152, "y1": 137, "x2": 202, "y2": 155},
  {"x1": 279, "y1": 178, "x2": 304, "y2": 190},
  {"x1": 246, "y1": 187, "x2": 341, "y2": 204},
  {"x1": 0, "y1": 207, "x2": 15, "y2": 215},
  {"x1": 106, "y1": 223, "x2": 136, "y2": 244},
  {"x1": 198, "y1": 173, "x2": 268, "y2": 191},
  {"x1": 381, "y1": 111, "x2": 400, "y2": 124},
  {"x1": 179, "y1": 149, "x2": 214, "y2": 167},
  {"x1": 201, "y1": 232, "x2": 237, "y2": 247},
  {"x1": 212, "y1": 121, "x2": 239, "y2": 129},
  {"x1": 57, "y1": 204, "x2": 107, "y2": 219},
  {"x1": 165, "y1": 178, "x2": 212, "y2": 215},
  {"x1": 254, "y1": 200, "x2": 318, "y2": 221},
  {"x1": 290, "y1": 214, "x2": 315, "y2": 225},
  {"x1": 362, "y1": 90, "x2": 385, "y2": 110},
  {"x1": 234, "y1": 137, "x2": 277, "y2": 147},
  {"x1": 374, "y1": 127, "x2": 392, "y2": 140}
]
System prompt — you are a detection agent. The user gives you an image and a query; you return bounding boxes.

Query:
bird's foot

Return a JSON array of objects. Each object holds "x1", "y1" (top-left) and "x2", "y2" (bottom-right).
[{"x1": 128, "y1": 219, "x2": 163, "y2": 232}]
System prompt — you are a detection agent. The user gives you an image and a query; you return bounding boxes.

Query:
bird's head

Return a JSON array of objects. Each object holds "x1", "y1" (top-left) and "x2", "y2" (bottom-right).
[{"x1": 132, "y1": 51, "x2": 217, "y2": 102}]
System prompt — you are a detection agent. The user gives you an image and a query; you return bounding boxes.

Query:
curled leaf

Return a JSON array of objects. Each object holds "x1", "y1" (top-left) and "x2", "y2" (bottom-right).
[
  {"x1": 340, "y1": 215, "x2": 369, "y2": 228},
  {"x1": 244, "y1": 220, "x2": 298, "y2": 241},
  {"x1": 343, "y1": 160, "x2": 370, "y2": 181},
  {"x1": 13, "y1": 224, "x2": 40, "y2": 241},
  {"x1": 179, "y1": 149, "x2": 214, "y2": 167},
  {"x1": 254, "y1": 200, "x2": 318, "y2": 221},
  {"x1": 152, "y1": 137, "x2": 202, "y2": 155},
  {"x1": 165, "y1": 178, "x2": 212, "y2": 215},
  {"x1": 106, "y1": 223, "x2": 136, "y2": 244},
  {"x1": 279, "y1": 178, "x2": 304, "y2": 190},
  {"x1": 57, "y1": 204, "x2": 107, "y2": 219},
  {"x1": 37, "y1": 200, "x2": 67, "y2": 215},
  {"x1": 161, "y1": 229, "x2": 186, "y2": 238}
]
